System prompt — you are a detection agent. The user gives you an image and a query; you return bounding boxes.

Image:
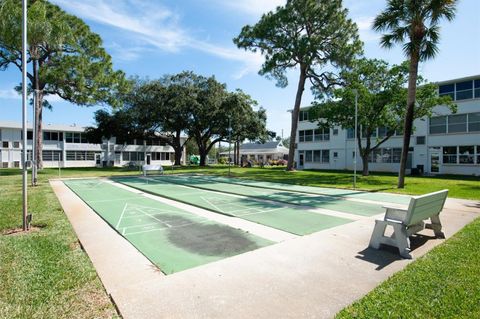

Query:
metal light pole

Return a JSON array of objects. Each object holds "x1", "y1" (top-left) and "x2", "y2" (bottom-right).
[
  {"x1": 228, "y1": 117, "x2": 232, "y2": 177},
  {"x1": 21, "y1": 0, "x2": 29, "y2": 230},
  {"x1": 32, "y1": 89, "x2": 38, "y2": 186},
  {"x1": 353, "y1": 89, "x2": 358, "y2": 189}
]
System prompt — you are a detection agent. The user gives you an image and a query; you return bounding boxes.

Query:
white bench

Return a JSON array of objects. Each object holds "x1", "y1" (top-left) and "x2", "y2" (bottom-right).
[
  {"x1": 142, "y1": 164, "x2": 164, "y2": 176},
  {"x1": 369, "y1": 189, "x2": 448, "y2": 259}
]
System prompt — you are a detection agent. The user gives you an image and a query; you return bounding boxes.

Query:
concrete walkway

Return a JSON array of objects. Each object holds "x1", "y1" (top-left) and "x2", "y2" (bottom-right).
[{"x1": 50, "y1": 180, "x2": 479, "y2": 319}]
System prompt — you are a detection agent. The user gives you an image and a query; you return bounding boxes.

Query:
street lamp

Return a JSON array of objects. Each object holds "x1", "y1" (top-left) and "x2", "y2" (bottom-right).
[
  {"x1": 228, "y1": 117, "x2": 232, "y2": 177},
  {"x1": 353, "y1": 89, "x2": 358, "y2": 189},
  {"x1": 21, "y1": 0, "x2": 29, "y2": 230}
]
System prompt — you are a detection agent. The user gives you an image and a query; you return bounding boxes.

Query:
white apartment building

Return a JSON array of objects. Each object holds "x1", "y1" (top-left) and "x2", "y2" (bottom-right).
[
  {"x1": 295, "y1": 75, "x2": 480, "y2": 176},
  {"x1": 0, "y1": 121, "x2": 186, "y2": 169}
]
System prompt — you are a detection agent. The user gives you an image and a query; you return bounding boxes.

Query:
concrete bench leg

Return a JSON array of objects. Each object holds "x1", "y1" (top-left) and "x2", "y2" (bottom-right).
[
  {"x1": 369, "y1": 220, "x2": 412, "y2": 259},
  {"x1": 369, "y1": 220, "x2": 388, "y2": 250},
  {"x1": 426, "y1": 214, "x2": 445, "y2": 239}
]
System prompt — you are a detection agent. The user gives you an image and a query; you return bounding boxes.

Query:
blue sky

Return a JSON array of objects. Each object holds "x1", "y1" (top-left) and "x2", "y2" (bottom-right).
[{"x1": 1, "y1": 0, "x2": 479, "y2": 137}]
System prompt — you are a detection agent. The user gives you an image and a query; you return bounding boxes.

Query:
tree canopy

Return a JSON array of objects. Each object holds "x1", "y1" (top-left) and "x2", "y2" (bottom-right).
[
  {"x1": 373, "y1": 0, "x2": 457, "y2": 187},
  {"x1": 86, "y1": 72, "x2": 268, "y2": 166},
  {"x1": 311, "y1": 58, "x2": 456, "y2": 175},
  {"x1": 234, "y1": 0, "x2": 362, "y2": 170},
  {"x1": 0, "y1": 0, "x2": 128, "y2": 169}
]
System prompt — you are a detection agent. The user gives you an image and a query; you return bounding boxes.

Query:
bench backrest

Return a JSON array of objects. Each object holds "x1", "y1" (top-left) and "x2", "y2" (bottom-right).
[
  {"x1": 143, "y1": 165, "x2": 163, "y2": 171},
  {"x1": 405, "y1": 189, "x2": 448, "y2": 226}
]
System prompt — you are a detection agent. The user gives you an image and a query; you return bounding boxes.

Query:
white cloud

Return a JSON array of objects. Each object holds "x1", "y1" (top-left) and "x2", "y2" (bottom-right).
[
  {"x1": 0, "y1": 88, "x2": 20, "y2": 99},
  {"x1": 0, "y1": 87, "x2": 64, "y2": 103},
  {"x1": 354, "y1": 16, "x2": 380, "y2": 43},
  {"x1": 214, "y1": 0, "x2": 285, "y2": 17},
  {"x1": 51, "y1": 0, "x2": 263, "y2": 79}
]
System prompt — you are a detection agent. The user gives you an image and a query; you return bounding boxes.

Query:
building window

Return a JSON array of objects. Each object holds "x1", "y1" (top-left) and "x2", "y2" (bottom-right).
[
  {"x1": 14, "y1": 161, "x2": 20, "y2": 168},
  {"x1": 13, "y1": 141, "x2": 20, "y2": 148},
  {"x1": 66, "y1": 151, "x2": 96, "y2": 161},
  {"x1": 304, "y1": 149, "x2": 329, "y2": 163},
  {"x1": 2, "y1": 162, "x2": 8, "y2": 168},
  {"x1": 416, "y1": 136, "x2": 426, "y2": 145},
  {"x1": 333, "y1": 128, "x2": 338, "y2": 135},
  {"x1": 314, "y1": 127, "x2": 329, "y2": 141},
  {"x1": 333, "y1": 152, "x2": 338, "y2": 158},
  {"x1": 455, "y1": 81, "x2": 473, "y2": 100},
  {"x1": 299, "y1": 110, "x2": 309, "y2": 122},
  {"x1": 27, "y1": 130, "x2": 33, "y2": 140},
  {"x1": 439, "y1": 83, "x2": 455, "y2": 100},
  {"x1": 42, "y1": 150, "x2": 63, "y2": 161},
  {"x1": 321, "y1": 150, "x2": 329, "y2": 163},
  {"x1": 442, "y1": 146, "x2": 457, "y2": 164},
  {"x1": 2, "y1": 141, "x2": 9, "y2": 148},
  {"x1": 305, "y1": 150, "x2": 313, "y2": 162},
  {"x1": 299, "y1": 131, "x2": 305, "y2": 142},
  {"x1": 448, "y1": 114, "x2": 467, "y2": 133},
  {"x1": 43, "y1": 131, "x2": 62, "y2": 141},
  {"x1": 304, "y1": 130, "x2": 313, "y2": 142},
  {"x1": 369, "y1": 148, "x2": 402, "y2": 163},
  {"x1": 475, "y1": 80, "x2": 480, "y2": 99},
  {"x1": 469, "y1": 112, "x2": 480, "y2": 132},
  {"x1": 122, "y1": 152, "x2": 145, "y2": 162},
  {"x1": 346, "y1": 128, "x2": 355, "y2": 139},
  {"x1": 477, "y1": 146, "x2": 480, "y2": 164},
  {"x1": 459, "y1": 146, "x2": 474, "y2": 164},
  {"x1": 429, "y1": 116, "x2": 447, "y2": 134},
  {"x1": 65, "y1": 132, "x2": 87, "y2": 143}
]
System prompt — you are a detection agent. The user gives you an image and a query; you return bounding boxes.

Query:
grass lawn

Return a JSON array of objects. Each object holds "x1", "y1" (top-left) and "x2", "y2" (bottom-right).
[
  {"x1": 166, "y1": 166, "x2": 480, "y2": 200},
  {"x1": 0, "y1": 166, "x2": 478, "y2": 318},
  {"x1": 336, "y1": 216, "x2": 480, "y2": 318}
]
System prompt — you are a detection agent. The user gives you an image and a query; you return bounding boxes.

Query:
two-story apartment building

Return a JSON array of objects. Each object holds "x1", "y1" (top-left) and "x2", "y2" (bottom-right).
[
  {"x1": 0, "y1": 121, "x2": 186, "y2": 168},
  {"x1": 294, "y1": 75, "x2": 480, "y2": 176}
]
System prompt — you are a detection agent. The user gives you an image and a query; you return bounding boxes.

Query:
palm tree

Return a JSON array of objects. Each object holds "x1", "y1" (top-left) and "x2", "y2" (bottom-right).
[{"x1": 373, "y1": 0, "x2": 457, "y2": 188}]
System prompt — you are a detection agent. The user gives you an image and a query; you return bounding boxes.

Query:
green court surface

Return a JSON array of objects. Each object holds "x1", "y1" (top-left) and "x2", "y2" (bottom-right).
[
  {"x1": 64, "y1": 179, "x2": 272, "y2": 274},
  {"x1": 148, "y1": 175, "x2": 387, "y2": 217},
  {"x1": 187, "y1": 174, "x2": 412, "y2": 205},
  {"x1": 113, "y1": 177, "x2": 352, "y2": 235}
]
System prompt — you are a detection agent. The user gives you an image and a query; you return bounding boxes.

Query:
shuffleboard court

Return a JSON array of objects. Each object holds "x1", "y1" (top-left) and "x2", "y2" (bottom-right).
[
  {"x1": 113, "y1": 176, "x2": 352, "y2": 235},
  {"x1": 185, "y1": 174, "x2": 412, "y2": 205},
  {"x1": 149, "y1": 175, "x2": 386, "y2": 217},
  {"x1": 64, "y1": 179, "x2": 272, "y2": 274}
]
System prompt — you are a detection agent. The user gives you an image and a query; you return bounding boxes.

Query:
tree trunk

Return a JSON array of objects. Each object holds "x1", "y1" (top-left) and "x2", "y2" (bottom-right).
[
  {"x1": 236, "y1": 139, "x2": 240, "y2": 166},
  {"x1": 35, "y1": 88, "x2": 44, "y2": 170},
  {"x1": 361, "y1": 154, "x2": 369, "y2": 176},
  {"x1": 173, "y1": 133, "x2": 183, "y2": 165},
  {"x1": 287, "y1": 64, "x2": 307, "y2": 171},
  {"x1": 199, "y1": 146, "x2": 207, "y2": 166},
  {"x1": 233, "y1": 141, "x2": 237, "y2": 165},
  {"x1": 398, "y1": 53, "x2": 419, "y2": 188}
]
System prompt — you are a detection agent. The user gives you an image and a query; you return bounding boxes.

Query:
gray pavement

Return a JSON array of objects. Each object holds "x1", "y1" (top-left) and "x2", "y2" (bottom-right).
[{"x1": 50, "y1": 180, "x2": 480, "y2": 319}]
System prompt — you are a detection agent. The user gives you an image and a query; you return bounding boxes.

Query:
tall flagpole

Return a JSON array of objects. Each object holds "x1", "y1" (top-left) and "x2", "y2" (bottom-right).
[{"x1": 21, "y1": 0, "x2": 29, "y2": 230}]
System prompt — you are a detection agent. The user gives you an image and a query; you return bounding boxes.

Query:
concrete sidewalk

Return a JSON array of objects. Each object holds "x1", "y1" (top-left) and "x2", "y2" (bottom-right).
[{"x1": 50, "y1": 180, "x2": 479, "y2": 319}]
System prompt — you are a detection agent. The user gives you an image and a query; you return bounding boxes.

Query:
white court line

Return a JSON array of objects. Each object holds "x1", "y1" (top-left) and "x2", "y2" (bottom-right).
[
  {"x1": 125, "y1": 218, "x2": 213, "y2": 236},
  {"x1": 200, "y1": 196, "x2": 227, "y2": 214},
  {"x1": 135, "y1": 207, "x2": 173, "y2": 228},
  {"x1": 89, "y1": 197, "x2": 140, "y2": 203},
  {"x1": 115, "y1": 203, "x2": 128, "y2": 230},
  {"x1": 238, "y1": 207, "x2": 285, "y2": 217}
]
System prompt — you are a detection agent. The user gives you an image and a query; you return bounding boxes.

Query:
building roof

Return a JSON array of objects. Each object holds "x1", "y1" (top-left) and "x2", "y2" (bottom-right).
[
  {"x1": 0, "y1": 120, "x2": 86, "y2": 132},
  {"x1": 240, "y1": 141, "x2": 286, "y2": 150},
  {"x1": 436, "y1": 74, "x2": 480, "y2": 85},
  {"x1": 220, "y1": 141, "x2": 289, "y2": 156}
]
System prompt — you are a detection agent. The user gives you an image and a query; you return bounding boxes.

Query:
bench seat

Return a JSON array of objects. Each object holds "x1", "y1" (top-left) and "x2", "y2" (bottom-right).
[{"x1": 369, "y1": 189, "x2": 448, "y2": 259}]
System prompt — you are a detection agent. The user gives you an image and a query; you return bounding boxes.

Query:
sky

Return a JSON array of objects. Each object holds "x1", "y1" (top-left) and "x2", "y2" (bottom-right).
[{"x1": 1, "y1": 0, "x2": 479, "y2": 137}]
